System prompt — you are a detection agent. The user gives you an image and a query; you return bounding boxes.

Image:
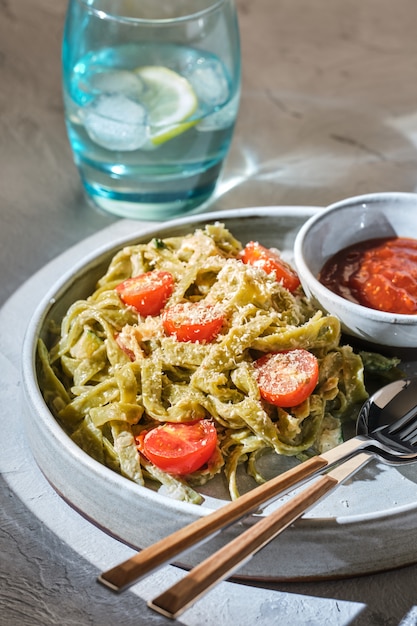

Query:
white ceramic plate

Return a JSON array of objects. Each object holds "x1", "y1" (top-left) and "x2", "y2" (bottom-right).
[{"x1": 21, "y1": 207, "x2": 417, "y2": 581}]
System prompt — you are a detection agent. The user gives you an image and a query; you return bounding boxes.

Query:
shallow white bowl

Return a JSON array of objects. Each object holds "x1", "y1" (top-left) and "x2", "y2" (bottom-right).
[
  {"x1": 20, "y1": 206, "x2": 417, "y2": 581},
  {"x1": 294, "y1": 192, "x2": 417, "y2": 349}
]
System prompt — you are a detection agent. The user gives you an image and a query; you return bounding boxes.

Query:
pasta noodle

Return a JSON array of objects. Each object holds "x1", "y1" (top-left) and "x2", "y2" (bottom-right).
[{"x1": 38, "y1": 223, "x2": 384, "y2": 503}]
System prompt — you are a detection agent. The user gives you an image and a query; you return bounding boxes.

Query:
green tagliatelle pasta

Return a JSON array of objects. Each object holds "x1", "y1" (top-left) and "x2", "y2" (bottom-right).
[{"x1": 38, "y1": 223, "x2": 380, "y2": 503}]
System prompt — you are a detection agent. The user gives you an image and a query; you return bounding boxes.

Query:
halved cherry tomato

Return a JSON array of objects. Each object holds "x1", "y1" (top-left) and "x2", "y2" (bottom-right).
[
  {"x1": 136, "y1": 420, "x2": 218, "y2": 475},
  {"x1": 254, "y1": 349, "x2": 319, "y2": 407},
  {"x1": 115, "y1": 270, "x2": 174, "y2": 316},
  {"x1": 162, "y1": 302, "x2": 225, "y2": 343},
  {"x1": 240, "y1": 241, "x2": 300, "y2": 292}
]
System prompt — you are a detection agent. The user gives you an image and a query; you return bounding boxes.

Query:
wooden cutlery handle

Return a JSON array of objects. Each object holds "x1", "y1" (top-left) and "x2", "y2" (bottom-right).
[
  {"x1": 99, "y1": 437, "x2": 365, "y2": 592},
  {"x1": 149, "y1": 452, "x2": 371, "y2": 619},
  {"x1": 99, "y1": 455, "x2": 328, "y2": 591}
]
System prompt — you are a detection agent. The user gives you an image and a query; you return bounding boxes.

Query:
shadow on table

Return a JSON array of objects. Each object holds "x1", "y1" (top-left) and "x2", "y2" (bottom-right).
[{"x1": 0, "y1": 475, "x2": 181, "y2": 626}]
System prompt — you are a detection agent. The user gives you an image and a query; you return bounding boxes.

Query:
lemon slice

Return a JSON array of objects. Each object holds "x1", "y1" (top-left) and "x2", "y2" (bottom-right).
[{"x1": 135, "y1": 66, "x2": 198, "y2": 146}]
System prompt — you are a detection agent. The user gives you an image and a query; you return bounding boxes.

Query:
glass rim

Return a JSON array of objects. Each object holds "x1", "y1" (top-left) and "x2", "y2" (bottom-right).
[{"x1": 75, "y1": 0, "x2": 228, "y2": 24}]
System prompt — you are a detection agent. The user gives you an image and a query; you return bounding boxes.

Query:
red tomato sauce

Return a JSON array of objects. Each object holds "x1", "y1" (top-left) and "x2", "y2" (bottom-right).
[{"x1": 319, "y1": 237, "x2": 417, "y2": 315}]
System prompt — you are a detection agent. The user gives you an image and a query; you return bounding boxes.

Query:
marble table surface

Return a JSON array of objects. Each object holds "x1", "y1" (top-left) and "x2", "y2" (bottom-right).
[{"x1": 3, "y1": 1, "x2": 417, "y2": 624}]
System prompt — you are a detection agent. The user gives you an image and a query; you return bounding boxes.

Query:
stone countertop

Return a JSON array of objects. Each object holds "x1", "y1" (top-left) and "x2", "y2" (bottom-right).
[{"x1": 2, "y1": 1, "x2": 417, "y2": 624}]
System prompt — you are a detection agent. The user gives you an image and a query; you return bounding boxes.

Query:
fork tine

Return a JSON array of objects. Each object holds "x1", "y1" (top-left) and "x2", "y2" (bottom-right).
[
  {"x1": 401, "y1": 425, "x2": 417, "y2": 446},
  {"x1": 385, "y1": 406, "x2": 417, "y2": 436},
  {"x1": 394, "y1": 417, "x2": 417, "y2": 441}
]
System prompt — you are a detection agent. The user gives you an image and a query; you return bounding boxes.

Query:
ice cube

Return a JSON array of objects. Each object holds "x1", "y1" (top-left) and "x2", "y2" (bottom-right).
[
  {"x1": 82, "y1": 94, "x2": 148, "y2": 151},
  {"x1": 89, "y1": 69, "x2": 145, "y2": 99},
  {"x1": 76, "y1": 69, "x2": 144, "y2": 106},
  {"x1": 186, "y1": 58, "x2": 230, "y2": 109},
  {"x1": 197, "y1": 90, "x2": 239, "y2": 131}
]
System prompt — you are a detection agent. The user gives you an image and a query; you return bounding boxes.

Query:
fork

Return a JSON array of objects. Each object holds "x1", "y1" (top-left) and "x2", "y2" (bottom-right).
[{"x1": 99, "y1": 377, "x2": 417, "y2": 596}]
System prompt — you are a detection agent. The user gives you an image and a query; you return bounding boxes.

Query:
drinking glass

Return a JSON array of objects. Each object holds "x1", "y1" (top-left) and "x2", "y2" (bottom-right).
[{"x1": 62, "y1": 0, "x2": 241, "y2": 220}]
